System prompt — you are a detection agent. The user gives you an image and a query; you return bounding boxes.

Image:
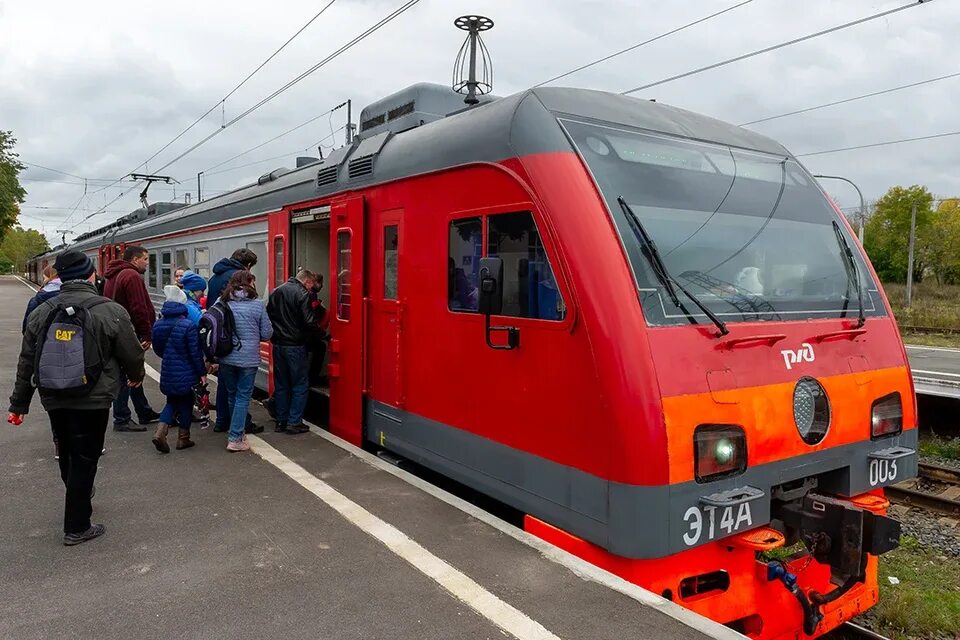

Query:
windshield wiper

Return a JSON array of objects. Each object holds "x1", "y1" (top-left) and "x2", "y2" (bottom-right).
[
  {"x1": 831, "y1": 220, "x2": 865, "y2": 328},
  {"x1": 618, "y1": 196, "x2": 729, "y2": 337}
]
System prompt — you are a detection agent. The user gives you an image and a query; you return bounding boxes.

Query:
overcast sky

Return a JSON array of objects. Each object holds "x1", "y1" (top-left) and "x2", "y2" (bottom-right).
[{"x1": 1, "y1": 0, "x2": 956, "y2": 243}]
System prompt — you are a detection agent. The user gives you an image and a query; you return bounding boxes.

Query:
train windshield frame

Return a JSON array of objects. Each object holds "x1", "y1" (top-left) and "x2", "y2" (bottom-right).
[{"x1": 560, "y1": 118, "x2": 885, "y2": 327}]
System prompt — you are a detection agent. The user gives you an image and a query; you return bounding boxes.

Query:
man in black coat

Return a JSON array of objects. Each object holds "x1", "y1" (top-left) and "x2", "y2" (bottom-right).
[{"x1": 267, "y1": 269, "x2": 318, "y2": 434}]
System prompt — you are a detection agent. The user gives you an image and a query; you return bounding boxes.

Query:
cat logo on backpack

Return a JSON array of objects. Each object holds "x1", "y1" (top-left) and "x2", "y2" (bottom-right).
[{"x1": 55, "y1": 329, "x2": 76, "y2": 341}]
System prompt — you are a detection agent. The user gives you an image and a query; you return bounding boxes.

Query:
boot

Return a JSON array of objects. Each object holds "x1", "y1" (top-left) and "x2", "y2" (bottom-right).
[
  {"x1": 176, "y1": 428, "x2": 195, "y2": 450},
  {"x1": 152, "y1": 423, "x2": 170, "y2": 454}
]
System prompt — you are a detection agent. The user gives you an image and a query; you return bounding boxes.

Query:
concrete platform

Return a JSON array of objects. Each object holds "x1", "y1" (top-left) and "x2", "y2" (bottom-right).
[
  {"x1": 907, "y1": 344, "x2": 960, "y2": 399},
  {"x1": 0, "y1": 276, "x2": 738, "y2": 640}
]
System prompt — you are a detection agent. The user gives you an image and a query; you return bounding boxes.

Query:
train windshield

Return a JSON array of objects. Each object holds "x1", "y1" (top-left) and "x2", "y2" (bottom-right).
[{"x1": 561, "y1": 119, "x2": 884, "y2": 326}]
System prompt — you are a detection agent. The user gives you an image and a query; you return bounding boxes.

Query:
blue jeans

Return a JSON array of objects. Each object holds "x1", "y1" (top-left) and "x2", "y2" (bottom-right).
[
  {"x1": 215, "y1": 375, "x2": 252, "y2": 430},
  {"x1": 273, "y1": 345, "x2": 309, "y2": 427},
  {"x1": 219, "y1": 365, "x2": 258, "y2": 442},
  {"x1": 113, "y1": 370, "x2": 156, "y2": 425},
  {"x1": 160, "y1": 394, "x2": 194, "y2": 432}
]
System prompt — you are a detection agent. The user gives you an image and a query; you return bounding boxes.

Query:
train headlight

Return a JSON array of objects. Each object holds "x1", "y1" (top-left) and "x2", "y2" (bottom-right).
[
  {"x1": 694, "y1": 425, "x2": 747, "y2": 483},
  {"x1": 871, "y1": 392, "x2": 903, "y2": 439},
  {"x1": 793, "y1": 377, "x2": 830, "y2": 445}
]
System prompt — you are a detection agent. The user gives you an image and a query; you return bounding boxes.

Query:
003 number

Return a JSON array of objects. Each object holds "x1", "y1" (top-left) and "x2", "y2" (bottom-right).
[
  {"x1": 869, "y1": 459, "x2": 898, "y2": 487},
  {"x1": 682, "y1": 503, "x2": 753, "y2": 547}
]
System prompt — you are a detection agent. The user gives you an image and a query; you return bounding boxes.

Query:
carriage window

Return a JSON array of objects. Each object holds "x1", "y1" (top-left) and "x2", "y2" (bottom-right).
[
  {"x1": 383, "y1": 225, "x2": 398, "y2": 300},
  {"x1": 274, "y1": 237, "x2": 284, "y2": 287},
  {"x1": 336, "y1": 230, "x2": 352, "y2": 320},
  {"x1": 160, "y1": 251, "x2": 173, "y2": 286},
  {"x1": 487, "y1": 212, "x2": 566, "y2": 321},
  {"x1": 175, "y1": 249, "x2": 188, "y2": 270},
  {"x1": 448, "y1": 218, "x2": 481, "y2": 312},
  {"x1": 194, "y1": 247, "x2": 210, "y2": 278},
  {"x1": 148, "y1": 253, "x2": 157, "y2": 289}
]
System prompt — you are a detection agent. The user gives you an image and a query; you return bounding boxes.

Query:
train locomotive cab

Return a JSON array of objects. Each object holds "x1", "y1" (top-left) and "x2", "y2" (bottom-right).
[{"x1": 495, "y1": 92, "x2": 916, "y2": 638}]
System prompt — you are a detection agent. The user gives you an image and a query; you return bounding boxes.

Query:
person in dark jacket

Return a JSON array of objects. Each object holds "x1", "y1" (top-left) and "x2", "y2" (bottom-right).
[
  {"x1": 267, "y1": 269, "x2": 317, "y2": 434},
  {"x1": 8, "y1": 249, "x2": 145, "y2": 546},
  {"x1": 23, "y1": 266, "x2": 61, "y2": 332},
  {"x1": 207, "y1": 248, "x2": 263, "y2": 435},
  {"x1": 205, "y1": 248, "x2": 257, "y2": 310},
  {"x1": 150, "y1": 286, "x2": 207, "y2": 454},
  {"x1": 102, "y1": 245, "x2": 159, "y2": 431}
]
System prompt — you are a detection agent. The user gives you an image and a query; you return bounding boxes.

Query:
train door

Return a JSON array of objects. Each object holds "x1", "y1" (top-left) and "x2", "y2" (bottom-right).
[
  {"x1": 267, "y1": 209, "x2": 291, "y2": 395},
  {"x1": 328, "y1": 196, "x2": 365, "y2": 446},
  {"x1": 369, "y1": 209, "x2": 403, "y2": 408}
]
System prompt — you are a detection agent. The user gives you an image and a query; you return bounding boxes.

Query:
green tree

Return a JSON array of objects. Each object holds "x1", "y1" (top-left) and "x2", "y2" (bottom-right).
[
  {"x1": 863, "y1": 185, "x2": 934, "y2": 283},
  {"x1": 0, "y1": 131, "x2": 27, "y2": 239},
  {"x1": 923, "y1": 198, "x2": 960, "y2": 285},
  {"x1": 0, "y1": 226, "x2": 49, "y2": 274}
]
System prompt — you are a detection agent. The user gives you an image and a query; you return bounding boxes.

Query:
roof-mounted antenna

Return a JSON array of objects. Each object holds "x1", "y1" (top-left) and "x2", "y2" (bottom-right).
[{"x1": 452, "y1": 15, "x2": 494, "y2": 105}]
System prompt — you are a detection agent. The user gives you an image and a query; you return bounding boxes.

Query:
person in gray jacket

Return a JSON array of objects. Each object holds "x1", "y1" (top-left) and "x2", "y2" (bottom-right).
[
  {"x1": 217, "y1": 270, "x2": 273, "y2": 452},
  {"x1": 8, "y1": 249, "x2": 146, "y2": 546}
]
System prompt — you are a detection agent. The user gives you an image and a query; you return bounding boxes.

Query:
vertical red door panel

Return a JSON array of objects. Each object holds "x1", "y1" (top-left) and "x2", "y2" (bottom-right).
[
  {"x1": 266, "y1": 209, "x2": 290, "y2": 394},
  {"x1": 370, "y1": 209, "x2": 403, "y2": 407},
  {"x1": 328, "y1": 196, "x2": 365, "y2": 445}
]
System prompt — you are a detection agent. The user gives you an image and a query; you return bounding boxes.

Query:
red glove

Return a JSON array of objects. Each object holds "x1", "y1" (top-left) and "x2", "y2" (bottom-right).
[{"x1": 7, "y1": 413, "x2": 23, "y2": 425}]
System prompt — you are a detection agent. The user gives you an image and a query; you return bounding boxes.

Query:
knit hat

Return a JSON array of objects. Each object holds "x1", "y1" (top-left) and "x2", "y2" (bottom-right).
[
  {"x1": 163, "y1": 285, "x2": 187, "y2": 304},
  {"x1": 53, "y1": 249, "x2": 95, "y2": 282},
  {"x1": 180, "y1": 270, "x2": 207, "y2": 293}
]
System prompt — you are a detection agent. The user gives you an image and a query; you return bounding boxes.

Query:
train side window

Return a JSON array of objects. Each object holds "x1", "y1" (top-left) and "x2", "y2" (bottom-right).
[
  {"x1": 175, "y1": 249, "x2": 188, "y2": 271},
  {"x1": 448, "y1": 217, "x2": 481, "y2": 313},
  {"x1": 273, "y1": 237, "x2": 284, "y2": 286},
  {"x1": 487, "y1": 212, "x2": 566, "y2": 321},
  {"x1": 383, "y1": 225, "x2": 398, "y2": 300},
  {"x1": 148, "y1": 253, "x2": 158, "y2": 289},
  {"x1": 161, "y1": 251, "x2": 173, "y2": 286},
  {"x1": 336, "y1": 230, "x2": 352, "y2": 320},
  {"x1": 194, "y1": 247, "x2": 210, "y2": 278}
]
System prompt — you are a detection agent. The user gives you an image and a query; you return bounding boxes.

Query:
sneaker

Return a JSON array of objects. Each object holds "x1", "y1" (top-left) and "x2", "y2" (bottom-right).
[
  {"x1": 63, "y1": 524, "x2": 105, "y2": 546},
  {"x1": 284, "y1": 423, "x2": 309, "y2": 435},
  {"x1": 226, "y1": 438, "x2": 251, "y2": 452},
  {"x1": 138, "y1": 411, "x2": 161, "y2": 426},
  {"x1": 245, "y1": 422, "x2": 264, "y2": 435},
  {"x1": 274, "y1": 422, "x2": 287, "y2": 433},
  {"x1": 114, "y1": 422, "x2": 147, "y2": 433}
]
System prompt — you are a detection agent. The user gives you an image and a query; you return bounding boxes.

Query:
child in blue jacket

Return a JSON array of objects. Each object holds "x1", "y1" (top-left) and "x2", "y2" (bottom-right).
[{"x1": 151, "y1": 286, "x2": 207, "y2": 453}]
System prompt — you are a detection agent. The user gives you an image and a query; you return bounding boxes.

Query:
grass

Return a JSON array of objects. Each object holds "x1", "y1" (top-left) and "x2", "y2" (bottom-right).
[
  {"x1": 870, "y1": 536, "x2": 960, "y2": 639},
  {"x1": 900, "y1": 332, "x2": 960, "y2": 349},
  {"x1": 919, "y1": 434, "x2": 960, "y2": 460},
  {"x1": 883, "y1": 282, "x2": 960, "y2": 330}
]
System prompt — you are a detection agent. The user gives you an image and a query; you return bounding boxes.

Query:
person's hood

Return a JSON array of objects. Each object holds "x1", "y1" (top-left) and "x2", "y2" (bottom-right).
[
  {"x1": 212, "y1": 258, "x2": 244, "y2": 275},
  {"x1": 160, "y1": 301, "x2": 189, "y2": 318},
  {"x1": 41, "y1": 278, "x2": 62, "y2": 293},
  {"x1": 104, "y1": 259, "x2": 140, "y2": 278},
  {"x1": 163, "y1": 284, "x2": 187, "y2": 304},
  {"x1": 180, "y1": 270, "x2": 207, "y2": 293}
]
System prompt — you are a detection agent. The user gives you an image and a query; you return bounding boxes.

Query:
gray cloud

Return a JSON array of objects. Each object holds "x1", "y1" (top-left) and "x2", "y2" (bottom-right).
[{"x1": 2, "y1": 0, "x2": 957, "y2": 241}]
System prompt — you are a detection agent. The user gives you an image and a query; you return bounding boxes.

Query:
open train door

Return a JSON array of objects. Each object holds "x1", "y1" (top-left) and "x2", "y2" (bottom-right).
[
  {"x1": 266, "y1": 209, "x2": 291, "y2": 395},
  {"x1": 328, "y1": 195, "x2": 365, "y2": 446}
]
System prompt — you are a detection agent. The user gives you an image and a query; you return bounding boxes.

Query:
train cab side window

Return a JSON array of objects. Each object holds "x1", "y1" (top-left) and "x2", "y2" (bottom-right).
[
  {"x1": 448, "y1": 218, "x2": 482, "y2": 313},
  {"x1": 274, "y1": 237, "x2": 284, "y2": 287},
  {"x1": 148, "y1": 253, "x2": 158, "y2": 289},
  {"x1": 487, "y1": 212, "x2": 566, "y2": 321},
  {"x1": 336, "y1": 230, "x2": 352, "y2": 320}
]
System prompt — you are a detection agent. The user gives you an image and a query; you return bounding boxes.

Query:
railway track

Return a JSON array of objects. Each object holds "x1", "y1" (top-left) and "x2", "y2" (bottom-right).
[
  {"x1": 886, "y1": 461, "x2": 960, "y2": 517},
  {"x1": 835, "y1": 621, "x2": 892, "y2": 640}
]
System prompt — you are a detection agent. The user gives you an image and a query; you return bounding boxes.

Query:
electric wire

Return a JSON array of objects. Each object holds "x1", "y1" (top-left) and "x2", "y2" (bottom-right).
[
  {"x1": 204, "y1": 125, "x2": 344, "y2": 177},
  {"x1": 796, "y1": 129, "x2": 960, "y2": 157},
  {"x1": 741, "y1": 70, "x2": 960, "y2": 126},
  {"x1": 534, "y1": 0, "x2": 754, "y2": 88},
  {"x1": 621, "y1": 0, "x2": 933, "y2": 95}
]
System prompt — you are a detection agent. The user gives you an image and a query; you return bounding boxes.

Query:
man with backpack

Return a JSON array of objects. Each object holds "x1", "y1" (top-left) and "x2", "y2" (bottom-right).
[
  {"x1": 8, "y1": 249, "x2": 146, "y2": 546},
  {"x1": 103, "y1": 245, "x2": 160, "y2": 431},
  {"x1": 205, "y1": 248, "x2": 263, "y2": 435}
]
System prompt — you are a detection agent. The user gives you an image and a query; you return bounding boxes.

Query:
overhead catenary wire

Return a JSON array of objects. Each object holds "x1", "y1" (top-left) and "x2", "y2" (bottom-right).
[
  {"x1": 205, "y1": 125, "x2": 345, "y2": 177},
  {"x1": 621, "y1": 0, "x2": 934, "y2": 96},
  {"x1": 534, "y1": 0, "x2": 754, "y2": 88},
  {"x1": 795, "y1": 129, "x2": 960, "y2": 157},
  {"x1": 741, "y1": 70, "x2": 960, "y2": 126},
  {"x1": 202, "y1": 102, "x2": 347, "y2": 173}
]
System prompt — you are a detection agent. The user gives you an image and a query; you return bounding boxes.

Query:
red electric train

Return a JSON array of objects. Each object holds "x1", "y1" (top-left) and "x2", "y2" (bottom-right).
[{"x1": 30, "y1": 82, "x2": 916, "y2": 639}]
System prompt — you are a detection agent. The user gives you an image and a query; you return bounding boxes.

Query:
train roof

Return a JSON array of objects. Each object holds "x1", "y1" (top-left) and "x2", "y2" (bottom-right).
[{"x1": 46, "y1": 85, "x2": 789, "y2": 260}]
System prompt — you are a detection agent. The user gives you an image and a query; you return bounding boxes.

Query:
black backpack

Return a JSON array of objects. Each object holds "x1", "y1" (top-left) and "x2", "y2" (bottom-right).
[
  {"x1": 33, "y1": 297, "x2": 110, "y2": 396},
  {"x1": 199, "y1": 301, "x2": 240, "y2": 360}
]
